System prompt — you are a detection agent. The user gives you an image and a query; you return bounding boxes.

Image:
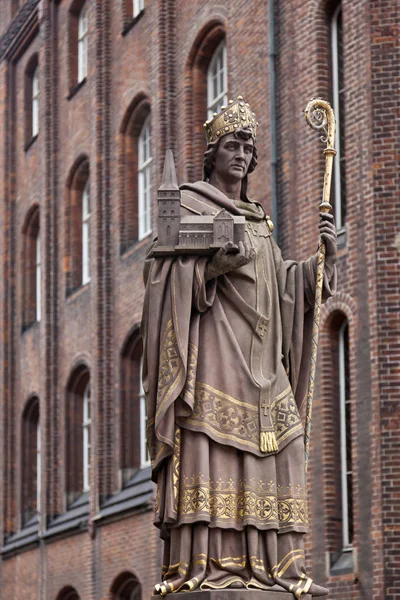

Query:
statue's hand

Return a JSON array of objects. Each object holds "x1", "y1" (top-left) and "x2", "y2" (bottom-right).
[
  {"x1": 318, "y1": 212, "x2": 337, "y2": 268},
  {"x1": 205, "y1": 241, "x2": 255, "y2": 281}
]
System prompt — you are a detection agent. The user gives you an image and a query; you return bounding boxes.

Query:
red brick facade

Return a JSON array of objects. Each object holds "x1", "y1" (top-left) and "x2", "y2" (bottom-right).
[{"x1": 0, "y1": 0, "x2": 398, "y2": 599}]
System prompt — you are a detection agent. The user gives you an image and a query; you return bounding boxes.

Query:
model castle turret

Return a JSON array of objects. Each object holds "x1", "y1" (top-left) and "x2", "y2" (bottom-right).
[{"x1": 153, "y1": 150, "x2": 245, "y2": 256}]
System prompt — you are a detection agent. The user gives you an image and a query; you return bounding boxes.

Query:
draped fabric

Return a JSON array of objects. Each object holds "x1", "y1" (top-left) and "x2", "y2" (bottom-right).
[{"x1": 141, "y1": 182, "x2": 335, "y2": 596}]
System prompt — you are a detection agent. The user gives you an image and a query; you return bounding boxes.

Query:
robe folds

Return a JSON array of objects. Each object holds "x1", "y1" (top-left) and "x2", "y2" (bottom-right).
[{"x1": 141, "y1": 181, "x2": 336, "y2": 596}]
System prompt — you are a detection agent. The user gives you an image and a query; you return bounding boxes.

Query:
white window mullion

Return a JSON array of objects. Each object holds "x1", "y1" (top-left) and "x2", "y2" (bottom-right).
[{"x1": 36, "y1": 232, "x2": 41, "y2": 322}]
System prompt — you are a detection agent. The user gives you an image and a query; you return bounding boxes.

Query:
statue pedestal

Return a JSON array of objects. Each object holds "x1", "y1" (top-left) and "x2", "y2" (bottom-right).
[{"x1": 152, "y1": 591, "x2": 312, "y2": 599}]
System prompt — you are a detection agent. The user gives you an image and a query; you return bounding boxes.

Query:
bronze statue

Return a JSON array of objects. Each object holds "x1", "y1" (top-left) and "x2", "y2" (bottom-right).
[{"x1": 141, "y1": 96, "x2": 337, "y2": 597}]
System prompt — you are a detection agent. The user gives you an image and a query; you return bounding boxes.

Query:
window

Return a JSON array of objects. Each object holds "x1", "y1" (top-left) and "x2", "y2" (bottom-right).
[
  {"x1": 32, "y1": 66, "x2": 39, "y2": 137},
  {"x1": 331, "y1": 4, "x2": 346, "y2": 230},
  {"x1": 24, "y1": 54, "x2": 39, "y2": 146},
  {"x1": 133, "y1": 0, "x2": 144, "y2": 18},
  {"x1": 22, "y1": 206, "x2": 40, "y2": 329},
  {"x1": 184, "y1": 24, "x2": 226, "y2": 180},
  {"x1": 21, "y1": 397, "x2": 40, "y2": 524},
  {"x1": 65, "y1": 365, "x2": 90, "y2": 505},
  {"x1": 111, "y1": 571, "x2": 142, "y2": 600},
  {"x1": 207, "y1": 40, "x2": 227, "y2": 120},
  {"x1": 68, "y1": 0, "x2": 89, "y2": 93},
  {"x1": 120, "y1": 332, "x2": 149, "y2": 485},
  {"x1": 324, "y1": 313, "x2": 353, "y2": 567},
  {"x1": 138, "y1": 115, "x2": 152, "y2": 240},
  {"x1": 36, "y1": 232, "x2": 41, "y2": 322},
  {"x1": 65, "y1": 158, "x2": 90, "y2": 294},
  {"x1": 338, "y1": 321, "x2": 353, "y2": 549},
  {"x1": 82, "y1": 382, "x2": 91, "y2": 492},
  {"x1": 119, "y1": 97, "x2": 151, "y2": 251},
  {"x1": 82, "y1": 178, "x2": 91, "y2": 284},
  {"x1": 77, "y1": 3, "x2": 88, "y2": 83}
]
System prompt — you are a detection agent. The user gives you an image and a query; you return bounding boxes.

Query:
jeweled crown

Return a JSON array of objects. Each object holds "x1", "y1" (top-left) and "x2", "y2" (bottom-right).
[{"x1": 203, "y1": 95, "x2": 258, "y2": 144}]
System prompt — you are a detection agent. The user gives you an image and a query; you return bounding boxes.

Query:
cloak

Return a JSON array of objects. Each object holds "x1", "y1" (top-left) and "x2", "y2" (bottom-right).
[{"x1": 141, "y1": 181, "x2": 336, "y2": 594}]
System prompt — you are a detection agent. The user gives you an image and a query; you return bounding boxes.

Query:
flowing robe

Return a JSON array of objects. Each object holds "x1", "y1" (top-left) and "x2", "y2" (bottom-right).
[{"x1": 141, "y1": 182, "x2": 336, "y2": 596}]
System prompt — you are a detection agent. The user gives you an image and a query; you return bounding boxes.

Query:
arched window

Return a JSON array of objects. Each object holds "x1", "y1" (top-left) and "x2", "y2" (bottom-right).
[
  {"x1": 120, "y1": 331, "x2": 149, "y2": 485},
  {"x1": 138, "y1": 114, "x2": 152, "y2": 240},
  {"x1": 77, "y1": 3, "x2": 88, "y2": 83},
  {"x1": 21, "y1": 396, "x2": 40, "y2": 524},
  {"x1": 65, "y1": 157, "x2": 90, "y2": 294},
  {"x1": 111, "y1": 571, "x2": 142, "y2": 600},
  {"x1": 331, "y1": 3, "x2": 346, "y2": 232},
  {"x1": 56, "y1": 586, "x2": 81, "y2": 600},
  {"x1": 66, "y1": 365, "x2": 91, "y2": 505},
  {"x1": 24, "y1": 54, "x2": 39, "y2": 146},
  {"x1": 184, "y1": 24, "x2": 226, "y2": 181},
  {"x1": 22, "y1": 206, "x2": 40, "y2": 329},
  {"x1": 207, "y1": 40, "x2": 227, "y2": 120},
  {"x1": 119, "y1": 97, "x2": 151, "y2": 252},
  {"x1": 325, "y1": 312, "x2": 353, "y2": 567},
  {"x1": 68, "y1": 0, "x2": 89, "y2": 93},
  {"x1": 338, "y1": 320, "x2": 353, "y2": 549}
]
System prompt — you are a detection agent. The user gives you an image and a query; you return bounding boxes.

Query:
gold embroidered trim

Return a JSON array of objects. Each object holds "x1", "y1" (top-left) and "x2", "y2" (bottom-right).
[
  {"x1": 172, "y1": 427, "x2": 181, "y2": 514},
  {"x1": 186, "y1": 382, "x2": 302, "y2": 452},
  {"x1": 178, "y1": 474, "x2": 308, "y2": 527}
]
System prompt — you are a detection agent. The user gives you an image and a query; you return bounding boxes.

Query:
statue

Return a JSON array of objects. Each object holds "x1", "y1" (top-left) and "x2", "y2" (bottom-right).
[{"x1": 141, "y1": 96, "x2": 337, "y2": 597}]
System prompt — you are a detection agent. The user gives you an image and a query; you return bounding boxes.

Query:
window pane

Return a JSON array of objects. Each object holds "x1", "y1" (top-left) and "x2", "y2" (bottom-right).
[
  {"x1": 138, "y1": 116, "x2": 152, "y2": 240},
  {"x1": 207, "y1": 41, "x2": 228, "y2": 121}
]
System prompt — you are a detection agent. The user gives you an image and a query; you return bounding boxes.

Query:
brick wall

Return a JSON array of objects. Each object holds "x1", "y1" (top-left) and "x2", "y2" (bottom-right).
[{"x1": 0, "y1": 0, "x2": 398, "y2": 598}]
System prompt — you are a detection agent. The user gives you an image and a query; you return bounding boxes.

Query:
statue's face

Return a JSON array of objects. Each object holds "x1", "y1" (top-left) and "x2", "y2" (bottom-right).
[{"x1": 213, "y1": 133, "x2": 254, "y2": 182}]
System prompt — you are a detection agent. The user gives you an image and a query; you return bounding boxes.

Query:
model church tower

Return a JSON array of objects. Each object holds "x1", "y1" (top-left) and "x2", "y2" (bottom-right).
[{"x1": 156, "y1": 150, "x2": 181, "y2": 251}]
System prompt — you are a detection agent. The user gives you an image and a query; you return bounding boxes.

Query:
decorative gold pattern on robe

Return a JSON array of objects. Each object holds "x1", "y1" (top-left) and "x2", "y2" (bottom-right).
[{"x1": 177, "y1": 474, "x2": 308, "y2": 530}]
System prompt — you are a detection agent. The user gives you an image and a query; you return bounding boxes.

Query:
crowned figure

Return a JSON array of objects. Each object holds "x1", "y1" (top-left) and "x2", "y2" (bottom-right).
[{"x1": 141, "y1": 97, "x2": 337, "y2": 597}]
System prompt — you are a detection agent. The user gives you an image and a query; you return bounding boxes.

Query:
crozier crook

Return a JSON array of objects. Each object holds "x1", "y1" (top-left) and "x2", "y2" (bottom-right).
[{"x1": 303, "y1": 98, "x2": 337, "y2": 474}]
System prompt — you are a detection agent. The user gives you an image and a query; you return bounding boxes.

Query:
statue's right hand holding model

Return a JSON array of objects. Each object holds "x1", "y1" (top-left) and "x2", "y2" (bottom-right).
[{"x1": 141, "y1": 96, "x2": 338, "y2": 598}]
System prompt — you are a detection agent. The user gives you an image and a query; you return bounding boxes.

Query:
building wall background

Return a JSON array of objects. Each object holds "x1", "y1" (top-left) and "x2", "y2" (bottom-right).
[{"x1": 0, "y1": 0, "x2": 398, "y2": 599}]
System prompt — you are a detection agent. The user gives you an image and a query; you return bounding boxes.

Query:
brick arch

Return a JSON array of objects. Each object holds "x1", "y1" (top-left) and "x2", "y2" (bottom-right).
[
  {"x1": 110, "y1": 570, "x2": 142, "y2": 600},
  {"x1": 184, "y1": 20, "x2": 226, "y2": 182},
  {"x1": 119, "y1": 326, "x2": 143, "y2": 484},
  {"x1": 119, "y1": 94, "x2": 151, "y2": 253},
  {"x1": 65, "y1": 362, "x2": 91, "y2": 506},
  {"x1": 21, "y1": 203, "x2": 40, "y2": 330},
  {"x1": 56, "y1": 586, "x2": 81, "y2": 600},
  {"x1": 21, "y1": 394, "x2": 40, "y2": 524},
  {"x1": 65, "y1": 155, "x2": 90, "y2": 294}
]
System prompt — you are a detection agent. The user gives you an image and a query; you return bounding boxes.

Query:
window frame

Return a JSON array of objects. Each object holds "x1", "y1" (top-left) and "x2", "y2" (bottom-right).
[
  {"x1": 32, "y1": 66, "x2": 39, "y2": 138},
  {"x1": 137, "y1": 114, "x2": 152, "y2": 241},
  {"x1": 35, "y1": 231, "x2": 41, "y2": 322},
  {"x1": 82, "y1": 382, "x2": 91, "y2": 493},
  {"x1": 207, "y1": 40, "x2": 228, "y2": 120},
  {"x1": 77, "y1": 3, "x2": 88, "y2": 83},
  {"x1": 139, "y1": 357, "x2": 150, "y2": 468},
  {"x1": 338, "y1": 320, "x2": 353, "y2": 550},
  {"x1": 81, "y1": 177, "x2": 91, "y2": 285}
]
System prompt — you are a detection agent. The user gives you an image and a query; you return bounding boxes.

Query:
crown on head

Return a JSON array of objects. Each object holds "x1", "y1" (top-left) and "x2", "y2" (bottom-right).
[{"x1": 204, "y1": 96, "x2": 258, "y2": 144}]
